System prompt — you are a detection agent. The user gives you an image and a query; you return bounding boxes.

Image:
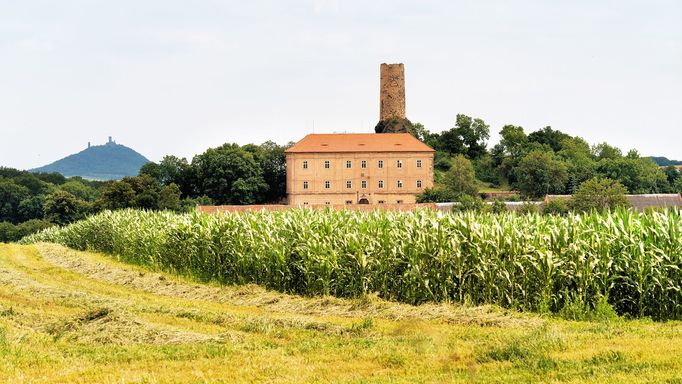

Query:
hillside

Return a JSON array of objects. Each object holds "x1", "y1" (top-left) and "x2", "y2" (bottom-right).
[
  {"x1": 649, "y1": 156, "x2": 682, "y2": 166},
  {"x1": 2, "y1": 243, "x2": 682, "y2": 383},
  {"x1": 30, "y1": 138, "x2": 150, "y2": 180}
]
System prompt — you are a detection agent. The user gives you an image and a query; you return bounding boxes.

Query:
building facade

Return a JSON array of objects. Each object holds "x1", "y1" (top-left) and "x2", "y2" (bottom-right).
[{"x1": 285, "y1": 133, "x2": 435, "y2": 206}]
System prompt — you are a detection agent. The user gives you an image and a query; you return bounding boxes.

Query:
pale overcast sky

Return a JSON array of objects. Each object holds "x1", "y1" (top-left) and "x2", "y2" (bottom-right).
[{"x1": 1, "y1": 0, "x2": 680, "y2": 170}]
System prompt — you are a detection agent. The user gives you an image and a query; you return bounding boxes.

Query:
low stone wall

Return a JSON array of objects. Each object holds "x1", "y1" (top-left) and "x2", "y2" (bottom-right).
[{"x1": 197, "y1": 203, "x2": 437, "y2": 214}]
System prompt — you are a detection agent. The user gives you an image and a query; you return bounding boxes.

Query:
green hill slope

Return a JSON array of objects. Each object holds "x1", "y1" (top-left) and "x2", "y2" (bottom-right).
[
  {"x1": 31, "y1": 138, "x2": 150, "y2": 180},
  {"x1": 649, "y1": 156, "x2": 682, "y2": 166}
]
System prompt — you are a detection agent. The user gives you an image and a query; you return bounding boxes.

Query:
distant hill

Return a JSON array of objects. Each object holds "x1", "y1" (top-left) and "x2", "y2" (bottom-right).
[
  {"x1": 649, "y1": 157, "x2": 682, "y2": 166},
  {"x1": 31, "y1": 138, "x2": 150, "y2": 180}
]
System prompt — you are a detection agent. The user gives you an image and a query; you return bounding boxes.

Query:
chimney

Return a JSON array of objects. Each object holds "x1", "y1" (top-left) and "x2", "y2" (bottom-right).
[
  {"x1": 108, "y1": 136, "x2": 112, "y2": 144},
  {"x1": 88, "y1": 142, "x2": 91, "y2": 148},
  {"x1": 379, "y1": 63, "x2": 406, "y2": 121}
]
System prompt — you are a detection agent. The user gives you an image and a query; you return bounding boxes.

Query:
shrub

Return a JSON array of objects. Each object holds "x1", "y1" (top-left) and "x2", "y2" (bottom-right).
[
  {"x1": 570, "y1": 177, "x2": 629, "y2": 213},
  {"x1": 452, "y1": 194, "x2": 484, "y2": 212},
  {"x1": 517, "y1": 202, "x2": 539, "y2": 215},
  {"x1": 542, "y1": 200, "x2": 569, "y2": 216}
]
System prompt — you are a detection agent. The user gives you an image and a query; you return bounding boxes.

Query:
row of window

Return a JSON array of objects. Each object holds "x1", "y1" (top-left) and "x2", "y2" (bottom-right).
[
  {"x1": 303, "y1": 180, "x2": 423, "y2": 189},
  {"x1": 303, "y1": 159, "x2": 422, "y2": 169}
]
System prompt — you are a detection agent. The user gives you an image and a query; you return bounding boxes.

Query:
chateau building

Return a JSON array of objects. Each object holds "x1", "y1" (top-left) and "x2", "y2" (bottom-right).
[
  {"x1": 285, "y1": 63, "x2": 434, "y2": 206},
  {"x1": 285, "y1": 133, "x2": 434, "y2": 206}
]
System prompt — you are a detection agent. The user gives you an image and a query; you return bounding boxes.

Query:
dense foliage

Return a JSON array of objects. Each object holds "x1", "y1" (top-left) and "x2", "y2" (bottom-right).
[
  {"x1": 414, "y1": 117, "x2": 679, "y2": 200},
  {"x1": 22, "y1": 208, "x2": 682, "y2": 320},
  {"x1": 139, "y1": 141, "x2": 290, "y2": 205},
  {"x1": 0, "y1": 141, "x2": 289, "y2": 241}
]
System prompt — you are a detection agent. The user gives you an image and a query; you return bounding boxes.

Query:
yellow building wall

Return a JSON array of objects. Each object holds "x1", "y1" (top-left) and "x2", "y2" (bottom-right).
[{"x1": 286, "y1": 152, "x2": 434, "y2": 206}]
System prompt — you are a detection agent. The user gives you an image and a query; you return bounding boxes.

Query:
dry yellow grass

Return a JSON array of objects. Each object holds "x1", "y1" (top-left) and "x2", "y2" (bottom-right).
[{"x1": 1, "y1": 243, "x2": 682, "y2": 383}]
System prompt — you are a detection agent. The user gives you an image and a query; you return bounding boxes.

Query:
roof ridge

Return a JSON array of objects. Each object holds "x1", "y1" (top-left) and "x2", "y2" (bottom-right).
[{"x1": 286, "y1": 133, "x2": 435, "y2": 153}]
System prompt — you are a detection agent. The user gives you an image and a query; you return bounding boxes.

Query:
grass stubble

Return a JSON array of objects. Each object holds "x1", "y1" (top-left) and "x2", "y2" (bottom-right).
[{"x1": 1, "y1": 243, "x2": 682, "y2": 383}]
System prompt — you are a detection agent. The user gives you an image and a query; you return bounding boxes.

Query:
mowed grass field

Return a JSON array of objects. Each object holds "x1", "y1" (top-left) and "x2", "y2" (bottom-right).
[{"x1": 2, "y1": 243, "x2": 682, "y2": 383}]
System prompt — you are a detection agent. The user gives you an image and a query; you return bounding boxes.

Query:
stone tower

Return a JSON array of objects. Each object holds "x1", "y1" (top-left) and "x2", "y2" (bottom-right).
[
  {"x1": 375, "y1": 63, "x2": 412, "y2": 134},
  {"x1": 379, "y1": 63, "x2": 406, "y2": 120}
]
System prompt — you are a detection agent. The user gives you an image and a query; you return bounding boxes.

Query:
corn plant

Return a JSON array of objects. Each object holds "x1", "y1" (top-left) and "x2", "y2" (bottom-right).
[{"x1": 21, "y1": 208, "x2": 682, "y2": 320}]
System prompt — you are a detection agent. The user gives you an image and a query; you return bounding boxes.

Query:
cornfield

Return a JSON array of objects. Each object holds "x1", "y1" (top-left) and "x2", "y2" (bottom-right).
[{"x1": 21, "y1": 208, "x2": 682, "y2": 319}]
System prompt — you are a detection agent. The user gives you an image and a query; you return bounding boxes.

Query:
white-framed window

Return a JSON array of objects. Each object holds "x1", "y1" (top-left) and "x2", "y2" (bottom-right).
[
  {"x1": 378, "y1": 180, "x2": 384, "y2": 188},
  {"x1": 397, "y1": 160, "x2": 403, "y2": 168},
  {"x1": 303, "y1": 181, "x2": 309, "y2": 189},
  {"x1": 325, "y1": 180, "x2": 331, "y2": 189},
  {"x1": 361, "y1": 180, "x2": 367, "y2": 189},
  {"x1": 324, "y1": 160, "x2": 330, "y2": 169},
  {"x1": 416, "y1": 159, "x2": 422, "y2": 168},
  {"x1": 378, "y1": 160, "x2": 383, "y2": 169},
  {"x1": 416, "y1": 180, "x2": 422, "y2": 188},
  {"x1": 346, "y1": 180, "x2": 352, "y2": 189},
  {"x1": 397, "y1": 180, "x2": 403, "y2": 188},
  {"x1": 303, "y1": 160, "x2": 308, "y2": 169},
  {"x1": 361, "y1": 160, "x2": 367, "y2": 169},
  {"x1": 346, "y1": 160, "x2": 352, "y2": 168}
]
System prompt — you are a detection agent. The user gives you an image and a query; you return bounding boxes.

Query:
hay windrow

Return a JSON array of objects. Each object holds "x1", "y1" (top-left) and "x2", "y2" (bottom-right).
[{"x1": 36, "y1": 243, "x2": 540, "y2": 328}]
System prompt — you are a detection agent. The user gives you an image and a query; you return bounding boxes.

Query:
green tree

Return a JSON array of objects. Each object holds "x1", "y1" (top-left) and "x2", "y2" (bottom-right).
[
  {"x1": 123, "y1": 175, "x2": 161, "y2": 209},
  {"x1": 14, "y1": 219, "x2": 54, "y2": 240},
  {"x1": 18, "y1": 195, "x2": 45, "y2": 221},
  {"x1": 416, "y1": 187, "x2": 457, "y2": 203},
  {"x1": 596, "y1": 157, "x2": 669, "y2": 194},
  {"x1": 60, "y1": 180, "x2": 100, "y2": 201},
  {"x1": 452, "y1": 194, "x2": 485, "y2": 212},
  {"x1": 191, "y1": 143, "x2": 268, "y2": 205},
  {"x1": 244, "y1": 141, "x2": 288, "y2": 203},
  {"x1": 12, "y1": 174, "x2": 53, "y2": 195},
  {"x1": 499, "y1": 124, "x2": 528, "y2": 158},
  {"x1": 674, "y1": 177, "x2": 682, "y2": 194},
  {"x1": 33, "y1": 172, "x2": 67, "y2": 185},
  {"x1": 139, "y1": 162, "x2": 162, "y2": 182},
  {"x1": 528, "y1": 126, "x2": 571, "y2": 152},
  {"x1": 473, "y1": 154, "x2": 501, "y2": 186},
  {"x1": 444, "y1": 155, "x2": 478, "y2": 197},
  {"x1": 542, "y1": 199, "x2": 569, "y2": 216},
  {"x1": 570, "y1": 177, "x2": 629, "y2": 213},
  {"x1": 428, "y1": 114, "x2": 490, "y2": 159},
  {"x1": 0, "y1": 222, "x2": 16, "y2": 243},
  {"x1": 44, "y1": 190, "x2": 89, "y2": 225},
  {"x1": 558, "y1": 137, "x2": 597, "y2": 193},
  {"x1": 515, "y1": 150, "x2": 568, "y2": 199},
  {"x1": 0, "y1": 180, "x2": 30, "y2": 223},
  {"x1": 100, "y1": 181, "x2": 136, "y2": 210},
  {"x1": 158, "y1": 183, "x2": 182, "y2": 211},
  {"x1": 592, "y1": 142, "x2": 622, "y2": 160},
  {"x1": 458, "y1": 115, "x2": 490, "y2": 159},
  {"x1": 663, "y1": 166, "x2": 679, "y2": 185},
  {"x1": 411, "y1": 123, "x2": 433, "y2": 143}
]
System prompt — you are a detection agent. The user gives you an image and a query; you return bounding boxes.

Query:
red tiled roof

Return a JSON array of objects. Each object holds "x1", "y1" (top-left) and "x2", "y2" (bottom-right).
[{"x1": 285, "y1": 133, "x2": 435, "y2": 153}]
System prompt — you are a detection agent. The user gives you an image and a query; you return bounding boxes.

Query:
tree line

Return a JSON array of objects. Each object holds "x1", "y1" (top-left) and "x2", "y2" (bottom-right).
[
  {"x1": 0, "y1": 141, "x2": 290, "y2": 241},
  {"x1": 413, "y1": 114, "x2": 682, "y2": 203},
  {"x1": 2, "y1": 115, "x2": 680, "y2": 241}
]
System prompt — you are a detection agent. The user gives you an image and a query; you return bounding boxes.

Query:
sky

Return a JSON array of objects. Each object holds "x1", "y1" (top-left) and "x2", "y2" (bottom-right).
[{"x1": 1, "y1": 0, "x2": 680, "y2": 170}]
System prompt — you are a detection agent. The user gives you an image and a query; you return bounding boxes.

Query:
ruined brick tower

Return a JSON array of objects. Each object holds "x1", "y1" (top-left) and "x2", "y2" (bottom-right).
[
  {"x1": 375, "y1": 63, "x2": 412, "y2": 134},
  {"x1": 379, "y1": 63, "x2": 406, "y2": 120}
]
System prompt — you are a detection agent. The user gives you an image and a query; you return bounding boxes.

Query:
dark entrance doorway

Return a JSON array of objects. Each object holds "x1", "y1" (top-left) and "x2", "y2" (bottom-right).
[{"x1": 358, "y1": 198, "x2": 370, "y2": 205}]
